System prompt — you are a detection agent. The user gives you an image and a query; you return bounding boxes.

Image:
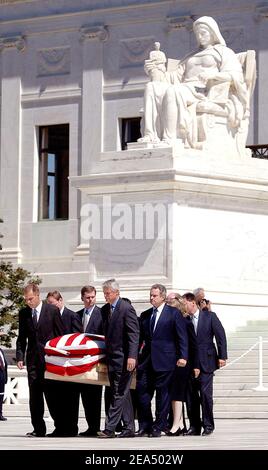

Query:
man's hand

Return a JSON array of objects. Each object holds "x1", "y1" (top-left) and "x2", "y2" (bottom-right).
[
  {"x1": 17, "y1": 361, "x2": 24, "y2": 370},
  {"x1": 193, "y1": 368, "x2": 200, "y2": 378},
  {"x1": 176, "y1": 358, "x2": 187, "y2": 367},
  {"x1": 218, "y1": 359, "x2": 226, "y2": 368},
  {"x1": 127, "y1": 358, "x2": 136, "y2": 372}
]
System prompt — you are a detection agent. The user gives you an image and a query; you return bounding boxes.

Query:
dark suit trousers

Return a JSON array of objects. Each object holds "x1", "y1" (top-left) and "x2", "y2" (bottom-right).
[
  {"x1": 0, "y1": 370, "x2": 5, "y2": 415},
  {"x1": 137, "y1": 364, "x2": 174, "y2": 433},
  {"x1": 105, "y1": 369, "x2": 134, "y2": 432},
  {"x1": 186, "y1": 371, "x2": 214, "y2": 431},
  {"x1": 81, "y1": 384, "x2": 102, "y2": 433},
  {"x1": 28, "y1": 374, "x2": 46, "y2": 435},
  {"x1": 48, "y1": 381, "x2": 80, "y2": 435}
]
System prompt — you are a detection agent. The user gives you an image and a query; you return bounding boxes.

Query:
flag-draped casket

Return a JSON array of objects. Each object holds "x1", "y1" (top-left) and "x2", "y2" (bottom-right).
[{"x1": 44, "y1": 333, "x2": 136, "y2": 388}]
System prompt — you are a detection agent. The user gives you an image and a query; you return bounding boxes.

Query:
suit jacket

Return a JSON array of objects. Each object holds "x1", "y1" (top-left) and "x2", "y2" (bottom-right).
[
  {"x1": 185, "y1": 318, "x2": 199, "y2": 371},
  {"x1": 77, "y1": 305, "x2": 104, "y2": 335},
  {"x1": 61, "y1": 307, "x2": 83, "y2": 334},
  {"x1": 101, "y1": 298, "x2": 139, "y2": 371},
  {"x1": 188, "y1": 309, "x2": 228, "y2": 373},
  {"x1": 0, "y1": 348, "x2": 8, "y2": 384},
  {"x1": 138, "y1": 304, "x2": 188, "y2": 372},
  {"x1": 16, "y1": 303, "x2": 64, "y2": 380}
]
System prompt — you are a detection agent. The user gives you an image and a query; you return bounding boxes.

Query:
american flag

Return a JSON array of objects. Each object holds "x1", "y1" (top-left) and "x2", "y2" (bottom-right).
[{"x1": 45, "y1": 333, "x2": 107, "y2": 381}]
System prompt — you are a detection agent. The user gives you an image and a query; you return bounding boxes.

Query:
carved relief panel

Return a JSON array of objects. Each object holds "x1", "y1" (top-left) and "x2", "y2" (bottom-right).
[{"x1": 37, "y1": 46, "x2": 70, "y2": 77}]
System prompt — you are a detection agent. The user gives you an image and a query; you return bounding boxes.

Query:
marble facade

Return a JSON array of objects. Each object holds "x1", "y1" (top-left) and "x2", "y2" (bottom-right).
[{"x1": 0, "y1": 1, "x2": 268, "y2": 329}]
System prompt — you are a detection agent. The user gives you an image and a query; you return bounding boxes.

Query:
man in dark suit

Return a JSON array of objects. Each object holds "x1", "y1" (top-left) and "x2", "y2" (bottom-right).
[
  {"x1": 16, "y1": 283, "x2": 64, "y2": 437},
  {"x1": 136, "y1": 284, "x2": 188, "y2": 437},
  {"x1": 98, "y1": 279, "x2": 139, "y2": 438},
  {"x1": 0, "y1": 336, "x2": 8, "y2": 421},
  {"x1": 183, "y1": 292, "x2": 227, "y2": 436},
  {"x1": 46, "y1": 290, "x2": 83, "y2": 335},
  {"x1": 77, "y1": 285, "x2": 104, "y2": 437},
  {"x1": 46, "y1": 290, "x2": 83, "y2": 437}
]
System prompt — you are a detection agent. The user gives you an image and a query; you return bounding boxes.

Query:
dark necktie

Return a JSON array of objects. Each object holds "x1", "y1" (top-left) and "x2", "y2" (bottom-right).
[
  {"x1": 32, "y1": 308, "x2": 38, "y2": 328},
  {"x1": 109, "y1": 304, "x2": 114, "y2": 321},
  {"x1": 0, "y1": 353, "x2": 4, "y2": 371},
  {"x1": 150, "y1": 308, "x2": 158, "y2": 335}
]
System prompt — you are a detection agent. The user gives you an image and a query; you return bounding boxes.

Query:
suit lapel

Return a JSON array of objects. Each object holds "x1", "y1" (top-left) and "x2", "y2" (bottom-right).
[
  {"x1": 38, "y1": 302, "x2": 46, "y2": 329},
  {"x1": 196, "y1": 309, "x2": 203, "y2": 336}
]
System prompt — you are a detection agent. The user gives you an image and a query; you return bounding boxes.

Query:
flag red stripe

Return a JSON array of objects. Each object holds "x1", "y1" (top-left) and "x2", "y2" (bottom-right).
[{"x1": 65, "y1": 333, "x2": 81, "y2": 346}]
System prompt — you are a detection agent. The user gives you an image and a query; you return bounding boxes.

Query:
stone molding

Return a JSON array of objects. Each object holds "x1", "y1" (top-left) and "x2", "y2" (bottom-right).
[
  {"x1": 0, "y1": 34, "x2": 25, "y2": 52},
  {"x1": 80, "y1": 24, "x2": 108, "y2": 42},
  {"x1": 166, "y1": 15, "x2": 193, "y2": 32},
  {"x1": 255, "y1": 6, "x2": 268, "y2": 20}
]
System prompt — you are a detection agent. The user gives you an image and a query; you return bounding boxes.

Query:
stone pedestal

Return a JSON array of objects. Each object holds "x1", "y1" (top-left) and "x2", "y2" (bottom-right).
[{"x1": 71, "y1": 146, "x2": 268, "y2": 328}]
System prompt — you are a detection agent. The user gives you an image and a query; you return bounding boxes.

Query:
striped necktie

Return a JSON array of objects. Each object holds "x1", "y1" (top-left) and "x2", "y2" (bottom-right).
[
  {"x1": 150, "y1": 308, "x2": 158, "y2": 335},
  {"x1": 32, "y1": 309, "x2": 38, "y2": 327}
]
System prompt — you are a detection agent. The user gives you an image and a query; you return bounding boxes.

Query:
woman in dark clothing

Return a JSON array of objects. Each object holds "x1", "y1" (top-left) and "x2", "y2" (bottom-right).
[{"x1": 166, "y1": 293, "x2": 200, "y2": 435}]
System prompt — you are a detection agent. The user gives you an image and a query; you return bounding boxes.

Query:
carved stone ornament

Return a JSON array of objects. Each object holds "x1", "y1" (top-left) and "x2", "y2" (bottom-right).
[
  {"x1": 0, "y1": 35, "x2": 26, "y2": 52},
  {"x1": 166, "y1": 15, "x2": 193, "y2": 32},
  {"x1": 255, "y1": 6, "x2": 268, "y2": 20},
  {"x1": 37, "y1": 46, "x2": 70, "y2": 77},
  {"x1": 80, "y1": 25, "x2": 108, "y2": 42},
  {"x1": 120, "y1": 37, "x2": 154, "y2": 68}
]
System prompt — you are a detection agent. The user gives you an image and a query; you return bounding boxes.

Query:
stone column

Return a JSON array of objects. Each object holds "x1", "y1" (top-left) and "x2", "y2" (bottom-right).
[
  {"x1": 0, "y1": 35, "x2": 25, "y2": 262},
  {"x1": 75, "y1": 25, "x2": 108, "y2": 259},
  {"x1": 80, "y1": 24, "x2": 108, "y2": 173}
]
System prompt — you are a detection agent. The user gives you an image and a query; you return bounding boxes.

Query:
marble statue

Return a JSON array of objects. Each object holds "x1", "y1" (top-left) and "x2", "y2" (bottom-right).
[{"x1": 138, "y1": 16, "x2": 256, "y2": 157}]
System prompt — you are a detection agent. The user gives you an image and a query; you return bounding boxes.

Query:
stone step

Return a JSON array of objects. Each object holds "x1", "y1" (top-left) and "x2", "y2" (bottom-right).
[
  {"x1": 216, "y1": 362, "x2": 267, "y2": 369},
  {"x1": 228, "y1": 331, "x2": 268, "y2": 337},
  {"x1": 214, "y1": 411, "x2": 268, "y2": 419},
  {"x1": 235, "y1": 326, "x2": 268, "y2": 332},
  {"x1": 214, "y1": 396, "x2": 268, "y2": 404},
  {"x1": 213, "y1": 389, "x2": 268, "y2": 397},
  {"x1": 214, "y1": 376, "x2": 268, "y2": 384},
  {"x1": 214, "y1": 383, "x2": 259, "y2": 390},
  {"x1": 215, "y1": 369, "x2": 268, "y2": 376},
  {"x1": 227, "y1": 340, "x2": 268, "y2": 347},
  {"x1": 214, "y1": 403, "x2": 268, "y2": 411}
]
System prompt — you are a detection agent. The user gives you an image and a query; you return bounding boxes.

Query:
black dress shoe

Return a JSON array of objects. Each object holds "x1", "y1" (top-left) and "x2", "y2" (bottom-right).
[
  {"x1": 0, "y1": 415, "x2": 7, "y2": 421},
  {"x1": 148, "y1": 430, "x2": 161, "y2": 438},
  {"x1": 26, "y1": 431, "x2": 46, "y2": 437},
  {"x1": 135, "y1": 429, "x2": 150, "y2": 437},
  {"x1": 79, "y1": 429, "x2": 98, "y2": 437},
  {"x1": 184, "y1": 427, "x2": 201, "y2": 436},
  {"x1": 166, "y1": 427, "x2": 185, "y2": 436},
  {"x1": 118, "y1": 430, "x2": 135, "y2": 438},
  {"x1": 97, "y1": 430, "x2": 115, "y2": 438},
  {"x1": 202, "y1": 428, "x2": 213, "y2": 436}
]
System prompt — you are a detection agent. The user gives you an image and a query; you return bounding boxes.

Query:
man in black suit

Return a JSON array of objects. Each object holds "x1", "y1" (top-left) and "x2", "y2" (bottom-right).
[
  {"x1": 46, "y1": 290, "x2": 83, "y2": 436},
  {"x1": 98, "y1": 279, "x2": 139, "y2": 438},
  {"x1": 136, "y1": 284, "x2": 188, "y2": 437},
  {"x1": 16, "y1": 283, "x2": 64, "y2": 437},
  {"x1": 0, "y1": 335, "x2": 8, "y2": 421},
  {"x1": 183, "y1": 292, "x2": 227, "y2": 436},
  {"x1": 77, "y1": 285, "x2": 104, "y2": 437},
  {"x1": 46, "y1": 290, "x2": 83, "y2": 335}
]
